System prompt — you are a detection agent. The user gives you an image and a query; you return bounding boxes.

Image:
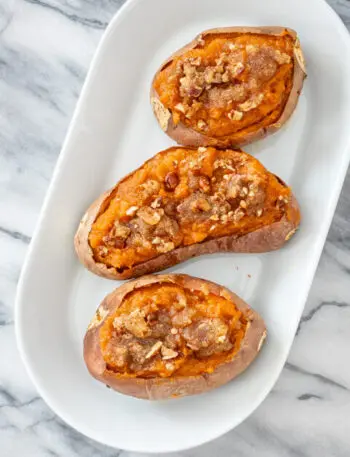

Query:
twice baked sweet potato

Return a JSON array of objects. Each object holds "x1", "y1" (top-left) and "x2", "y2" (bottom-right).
[
  {"x1": 151, "y1": 27, "x2": 306, "y2": 148},
  {"x1": 74, "y1": 146, "x2": 300, "y2": 279},
  {"x1": 84, "y1": 274, "x2": 266, "y2": 400}
]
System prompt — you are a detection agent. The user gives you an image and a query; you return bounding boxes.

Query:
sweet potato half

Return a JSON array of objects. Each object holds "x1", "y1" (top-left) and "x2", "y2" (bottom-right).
[
  {"x1": 74, "y1": 146, "x2": 300, "y2": 280},
  {"x1": 151, "y1": 26, "x2": 306, "y2": 148},
  {"x1": 84, "y1": 274, "x2": 266, "y2": 400}
]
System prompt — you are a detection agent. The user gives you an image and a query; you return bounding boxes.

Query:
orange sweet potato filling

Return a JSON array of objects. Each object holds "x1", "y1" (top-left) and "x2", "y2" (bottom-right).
[
  {"x1": 99, "y1": 283, "x2": 247, "y2": 378},
  {"x1": 89, "y1": 147, "x2": 295, "y2": 272},
  {"x1": 153, "y1": 32, "x2": 294, "y2": 140}
]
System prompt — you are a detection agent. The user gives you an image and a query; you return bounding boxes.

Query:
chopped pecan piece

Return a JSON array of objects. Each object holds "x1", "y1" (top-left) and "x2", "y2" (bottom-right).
[
  {"x1": 175, "y1": 103, "x2": 186, "y2": 113},
  {"x1": 198, "y1": 175, "x2": 211, "y2": 193},
  {"x1": 197, "y1": 119, "x2": 207, "y2": 130},
  {"x1": 228, "y1": 110, "x2": 243, "y2": 121},
  {"x1": 214, "y1": 158, "x2": 235, "y2": 171},
  {"x1": 197, "y1": 338, "x2": 233, "y2": 358},
  {"x1": 154, "y1": 215, "x2": 181, "y2": 239},
  {"x1": 102, "y1": 236, "x2": 123, "y2": 249},
  {"x1": 113, "y1": 221, "x2": 131, "y2": 238},
  {"x1": 276, "y1": 195, "x2": 289, "y2": 208},
  {"x1": 189, "y1": 86, "x2": 203, "y2": 99},
  {"x1": 103, "y1": 221, "x2": 131, "y2": 248},
  {"x1": 156, "y1": 241, "x2": 175, "y2": 253},
  {"x1": 239, "y1": 93, "x2": 264, "y2": 112},
  {"x1": 273, "y1": 50, "x2": 291, "y2": 65},
  {"x1": 161, "y1": 346, "x2": 178, "y2": 360},
  {"x1": 124, "y1": 309, "x2": 150, "y2": 338},
  {"x1": 149, "y1": 311, "x2": 171, "y2": 338},
  {"x1": 164, "y1": 172, "x2": 179, "y2": 191},
  {"x1": 187, "y1": 56, "x2": 202, "y2": 66},
  {"x1": 191, "y1": 197, "x2": 211, "y2": 213},
  {"x1": 137, "y1": 207, "x2": 163, "y2": 225},
  {"x1": 128, "y1": 341, "x2": 148, "y2": 366},
  {"x1": 106, "y1": 343, "x2": 129, "y2": 368},
  {"x1": 179, "y1": 63, "x2": 205, "y2": 98},
  {"x1": 233, "y1": 208, "x2": 245, "y2": 222},
  {"x1": 163, "y1": 199, "x2": 178, "y2": 217},
  {"x1": 229, "y1": 61, "x2": 245, "y2": 77},
  {"x1": 151, "y1": 196, "x2": 162, "y2": 209},
  {"x1": 145, "y1": 341, "x2": 163, "y2": 359},
  {"x1": 98, "y1": 246, "x2": 109, "y2": 257},
  {"x1": 183, "y1": 318, "x2": 229, "y2": 351},
  {"x1": 171, "y1": 308, "x2": 195, "y2": 327},
  {"x1": 126, "y1": 206, "x2": 139, "y2": 216},
  {"x1": 139, "y1": 180, "x2": 160, "y2": 199}
]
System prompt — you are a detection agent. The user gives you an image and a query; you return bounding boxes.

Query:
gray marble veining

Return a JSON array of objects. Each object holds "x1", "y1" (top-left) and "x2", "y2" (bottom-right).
[{"x1": 1, "y1": 1, "x2": 350, "y2": 456}]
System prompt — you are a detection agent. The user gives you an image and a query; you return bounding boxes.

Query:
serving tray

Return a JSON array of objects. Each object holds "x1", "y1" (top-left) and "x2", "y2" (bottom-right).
[{"x1": 16, "y1": 0, "x2": 350, "y2": 452}]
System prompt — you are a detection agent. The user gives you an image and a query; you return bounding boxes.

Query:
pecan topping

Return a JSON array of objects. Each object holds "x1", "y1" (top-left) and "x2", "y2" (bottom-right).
[
  {"x1": 175, "y1": 103, "x2": 186, "y2": 113},
  {"x1": 151, "y1": 196, "x2": 162, "y2": 209},
  {"x1": 198, "y1": 176, "x2": 211, "y2": 193},
  {"x1": 126, "y1": 206, "x2": 139, "y2": 216},
  {"x1": 197, "y1": 119, "x2": 207, "y2": 130},
  {"x1": 113, "y1": 221, "x2": 131, "y2": 238},
  {"x1": 164, "y1": 172, "x2": 179, "y2": 191},
  {"x1": 145, "y1": 341, "x2": 162, "y2": 359},
  {"x1": 239, "y1": 93, "x2": 264, "y2": 112},
  {"x1": 124, "y1": 309, "x2": 150, "y2": 338},
  {"x1": 183, "y1": 318, "x2": 230, "y2": 354},
  {"x1": 276, "y1": 195, "x2": 289, "y2": 208},
  {"x1": 161, "y1": 346, "x2": 178, "y2": 360},
  {"x1": 103, "y1": 221, "x2": 131, "y2": 248},
  {"x1": 273, "y1": 50, "x2": 291, "y2": 65},
  {"x1": 214, "y1": 158, "x2": 235, "y2": 171},
  {"x1": 191, "y1": 197, "x2": 211, "y2": 213},
  {"x1": 137, "y1": 207, "x2": 163, "y2": 225},
  {"x1": 140, "y1": 180, "x2": 160, "y2": 197},
  {"x1": 228, "y1": 110, "x2": 243, "y2": 121},
  {"x1": 98, "y1": 246, "x2": 109, "y2": 257},
  {"x1": 156, "y1": 241, "x2": 175, "y2": 253}
]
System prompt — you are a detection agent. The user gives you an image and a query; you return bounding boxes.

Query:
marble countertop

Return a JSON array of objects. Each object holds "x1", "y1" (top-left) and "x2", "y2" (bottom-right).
[{"x1": 1, "y1": 1, "x2": 350, "y2": 456}]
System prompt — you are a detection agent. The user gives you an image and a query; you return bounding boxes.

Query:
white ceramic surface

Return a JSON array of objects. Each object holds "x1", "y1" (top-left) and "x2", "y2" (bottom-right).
[{"x1": 15, "y1": 0, "x2": 350, "y2": 453}]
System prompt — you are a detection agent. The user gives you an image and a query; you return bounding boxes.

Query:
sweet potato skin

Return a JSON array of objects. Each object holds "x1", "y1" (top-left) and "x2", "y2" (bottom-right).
[
  {"x1": 74, "y1": 147, "x2": 300, "y2": 280},
  {"x1": 151, "y1": 26, "x2": 306, "y2": 149},
  {"x1": 83, "y1": 274, "x2": 267, "y2": 400}
]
